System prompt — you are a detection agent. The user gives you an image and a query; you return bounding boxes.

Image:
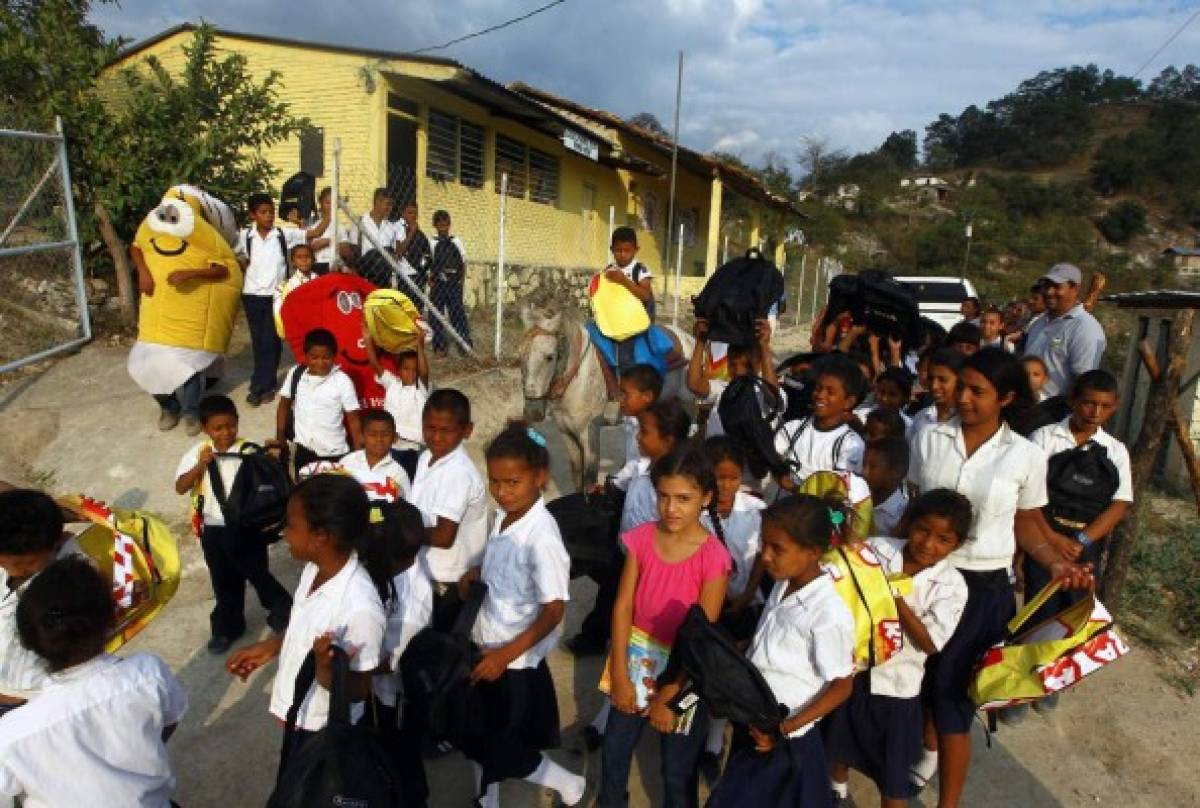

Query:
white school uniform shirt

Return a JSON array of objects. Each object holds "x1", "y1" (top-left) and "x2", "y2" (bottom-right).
[
  {"x1": 378, "y1": 373, "x2": 427, "y2": 446},
  {"x1": 350, "y1": 213, "x2": 405, "y2": 254},
  {"x1": 270, "y1": 554, "x2": 385, "y2": 731},
  {"x1": 980, "y1": 336, "x2": 1014, "y2": 353},
  {"x1": 609, "y1": 416, "x2": 644, "y2": 492},
  {"x1": 339, "y1": 449, "x2": 412, "y2": 502},
  {"x1": 872, "y1": 486, "x2": 909, "y2": 538},
  {"x1": 865, "y1": 537, "x2": 967, "y2": 698},
  {"x1": 748, "y1": 575, "x2": 856, "y2": 738},
  {"x1": 472, "y1": 499, "x2": 572, "y2": 669},
  {"x1": 1029, "y1": 418, "x2": 1133, "y2": 503},
  {"x1": 854, "y1": 404, "x2": 912, "y2": 432},
  {"x1": 175, "y1": 438, "x2": 251, "y2": 528},
  {"x1": 282, "y1": 365, "x2": 361, "y2": 457},
  {"x1": 701, "y1": 491, "x2": 765, "y2": 600},
  {"x1": 905, "y1": 404, "x2": 946, "y2": 441},
  {"x1": 411, "y1": 444, "x2": 489, "y2": 583},
  {"x1": 312, "y1": 220, "x2": 354, "y2": 265},
  {"x1": 373, "y1": 564, "x2": 433, "y2": 707},
  {"x1": 774, "y1": 419, "x2": 865, "y2": 482},
  {"x1": 238, "y1": 226, "x2": 306, "y2": 296},
  {"x1": 0, "y1": 653, "x2": 187, "y2": 808},
  {"x1": 908, "y1": 417, "x2": 1049, "y2": 571},
  {"x1": 0, "y1": 540, "x2": 84, "y2": 699},
  {"x1": 619, "y1": 458, "x2": 658, "y2": 535}
]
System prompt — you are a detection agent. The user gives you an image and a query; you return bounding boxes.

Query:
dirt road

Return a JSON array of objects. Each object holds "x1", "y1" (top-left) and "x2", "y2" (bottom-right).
[{"x1": 0, "y1": 328, "x2": 1196, "y2": 807}]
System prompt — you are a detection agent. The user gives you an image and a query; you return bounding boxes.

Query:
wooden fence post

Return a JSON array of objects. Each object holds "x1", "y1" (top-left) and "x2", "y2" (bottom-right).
[
  {"x1": 1100, "y1": 308, "x2": 1195, "y2": 607},
  {"x1": 94, "y1": 202, "x2": 136, "y2": 326}
]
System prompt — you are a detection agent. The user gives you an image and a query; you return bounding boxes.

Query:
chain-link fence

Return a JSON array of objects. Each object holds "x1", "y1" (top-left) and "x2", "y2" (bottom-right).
[{"x1": 0, "y1": 118, "x2": 89, "y2": 373}]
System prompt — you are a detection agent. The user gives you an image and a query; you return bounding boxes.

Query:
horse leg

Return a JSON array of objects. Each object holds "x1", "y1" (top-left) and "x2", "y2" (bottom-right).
[{"x1": 555, "y1": 412, "x2": 587, "y2": 493}]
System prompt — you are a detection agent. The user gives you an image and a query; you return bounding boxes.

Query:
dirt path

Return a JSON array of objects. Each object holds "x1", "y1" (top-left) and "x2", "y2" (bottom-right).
[{"x1": 0, "y1": 325, "x2": 1196, "y2": 807}]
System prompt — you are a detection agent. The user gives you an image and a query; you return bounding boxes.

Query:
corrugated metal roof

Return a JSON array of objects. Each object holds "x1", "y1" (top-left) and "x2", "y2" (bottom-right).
[
  {"x1": 1102, "y1": 290, "x2": 1200, "y2": 309},
  {"x1": 1163, "y1": 247, "x2": 1200, "y2": 257}
]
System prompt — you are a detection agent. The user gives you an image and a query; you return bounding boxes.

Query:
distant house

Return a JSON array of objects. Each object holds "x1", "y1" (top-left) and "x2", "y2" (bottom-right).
[
  {"x1": 900, "y1": 176, "x2": 951, "y2": 202},
  {"x1": 826, "y1": 183, "x2": 860, "y2": 211},
  {"x1": 1163, "y1": 246, "x2": 1200, "y2": 274}
]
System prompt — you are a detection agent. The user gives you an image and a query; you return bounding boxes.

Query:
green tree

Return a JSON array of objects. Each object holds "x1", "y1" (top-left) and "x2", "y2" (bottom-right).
[
  {"x1": 1096, "y1": 201, "x2": 1148, "y2": 245},
  {"x1": 878, "y1": 129, "x2": 918, "y2": 171}
]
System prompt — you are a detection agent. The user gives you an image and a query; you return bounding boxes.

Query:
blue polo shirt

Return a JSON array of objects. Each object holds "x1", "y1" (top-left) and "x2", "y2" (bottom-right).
[{"x1": 1023, "y1": 303, "x2": 1106, "y2": 397}]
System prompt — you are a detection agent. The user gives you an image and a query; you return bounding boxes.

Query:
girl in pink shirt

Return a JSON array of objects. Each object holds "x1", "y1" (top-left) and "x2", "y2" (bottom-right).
[{"x1": 599, "y1": 445, "x2": 731, "y2": 808}]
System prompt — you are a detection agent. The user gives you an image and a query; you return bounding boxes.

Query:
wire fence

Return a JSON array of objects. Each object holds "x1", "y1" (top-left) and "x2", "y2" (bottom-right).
[{"x1": 0, "y1": 118, "x2": 90, "y2": 373}]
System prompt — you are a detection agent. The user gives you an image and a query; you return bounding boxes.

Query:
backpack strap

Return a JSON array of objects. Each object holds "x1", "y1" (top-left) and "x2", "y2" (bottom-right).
[
  {"x1": 451, "y1": 580, "x2": 488, "y2": 638},
  {"x1": 289, "y1": 364, "x2": 304, "y2": 398},
  {"x1": 243, "y1": 226, "x2": 254, "y2": 261},
  {"x1": 277, "y1": 228, "x2": 288, "y2": 266},
  {"x1": 831, "y1": 430, "x2": 848, "y2": 472},
  {"x1": 276, "y1": 649, "x2": 318, "y2": 781},
  {"x1": 205, "y1": 454, "x2": 232, "y2": 522},
  {"x1": 835, "y1": 545, "x2": 877, "y2": 669},
  {"x1": 325, "y1": 644, "x2": 352, "y2": 729}
]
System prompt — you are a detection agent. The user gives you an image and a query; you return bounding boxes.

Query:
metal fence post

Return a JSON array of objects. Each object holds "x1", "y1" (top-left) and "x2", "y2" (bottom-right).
[
  {"x1": 495, "y1": 173, "x2": 507, "y2": 361},
  {"x1": 331, "y1": 137, "x2": 341, "y2": 269},
  {"x1": 56, "y1": 117, "x2": 90, "y2": 344},
  {"x1": 672, "y1": 222, "x2": 684, "y2": 325},
  {"x1": 795, "y1": 248, "x2": 807, "y2": 327}
]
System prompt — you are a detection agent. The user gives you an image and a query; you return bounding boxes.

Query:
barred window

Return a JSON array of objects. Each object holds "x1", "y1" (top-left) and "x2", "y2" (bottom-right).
[
  {"x1": 528, "y1": 147, "x2": 559, "y2": 205},
  {"x1": 299, "y1": 127, "x2": 324, "y2": 177},
  {"x1": 460, "y1": 121, "x2": 484, "y2": 187},
  {"x1": 495, "y1": 134, "x2": 527, "y2": 198},
  {"x1": 426, "y1": 109, "x2": 458, "y2": 181}
]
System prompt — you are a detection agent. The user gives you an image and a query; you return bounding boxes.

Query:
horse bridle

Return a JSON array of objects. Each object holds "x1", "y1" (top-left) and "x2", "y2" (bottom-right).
[{"x1": 523, "y1": 324, "x2": 588, "y2": 402}]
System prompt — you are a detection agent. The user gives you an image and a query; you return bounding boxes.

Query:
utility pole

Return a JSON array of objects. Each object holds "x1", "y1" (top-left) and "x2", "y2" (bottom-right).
[
  {"x1": 961, "y1": 221, "x2": 973, "y2": 280},
  {"x1": 663, "y1": 51, "x2": 684, "y2": 298}
]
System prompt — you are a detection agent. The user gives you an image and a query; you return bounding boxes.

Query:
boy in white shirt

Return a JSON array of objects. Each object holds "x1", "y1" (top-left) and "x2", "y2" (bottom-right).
[
  {"x1": 176, "y1": 395, "x2": 292, "y2": 653},
  {"x1": 340, "y1": 410, "x2": 412, "y2": 502},
  {"x1": 429, "y1": 210, "x2": 471, "y2": 354},
  {"x1": 350, "y1": 188, "x2": 406, "y2": 288},
  {"x1": 862, "y1": 437, "x2": 910, "y2": 537},
  {"x1": 0, "y1": 558, "x2": 187, "y2": 808},
  {"x1": 238, "y1": 192, "x2": 307, "y2": 407},
  {"x1": 365, "y1": 323, "x2": 429, "y2": 454},
  {"x1": 687, "y1": 318, "x2": 782, "y2": 439},
  {"x1": 275, "y1": 328, "x2": 363, "y2": 475},
  {"x1": 774, "y1": 353, "x2": 867, "y2": 491},
  {"x1": 409, "y1": 389, "x2": 488, "y2": 631}
]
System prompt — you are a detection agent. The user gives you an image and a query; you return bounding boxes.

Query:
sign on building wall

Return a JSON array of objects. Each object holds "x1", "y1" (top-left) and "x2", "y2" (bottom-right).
[{"x1": 562, "y1": 129, "x2": 599, "y2": 161}]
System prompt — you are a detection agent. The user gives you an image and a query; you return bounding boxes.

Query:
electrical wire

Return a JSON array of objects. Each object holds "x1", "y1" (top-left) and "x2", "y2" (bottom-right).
[
  {"x1": 1132, "y1": 6, "x2": 1200, "y2": 78},
  {"x1": 411, "y1": 0, "x2": 569, "y2": 54}
]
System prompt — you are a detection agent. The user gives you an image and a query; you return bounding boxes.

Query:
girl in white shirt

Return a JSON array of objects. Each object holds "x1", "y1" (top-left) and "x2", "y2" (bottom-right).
[
  {"x1": 825, "y1": 490, "x2": 970, "y2": 806},
  {"x1": 906, "y1": 348, "x2": 963, "y2": 441},
  {"x1": 0, "y1": 557, "x2": 187, "y2": 808},
  {"x1": 226, "y1": 475, "x2": 386, "y2": 763},
  {"x1": 907, "y1": 348, "x2": 1092, "y2": 805},
  {"x1": 359, "y1": 498, "x2": 433, "y2": 808},
  {"x1": 707, "y1": 494, "x2": 855, "y2": 808},
  {"x1": 458, "y1": 423, "x2": 585, "y2": 808}
]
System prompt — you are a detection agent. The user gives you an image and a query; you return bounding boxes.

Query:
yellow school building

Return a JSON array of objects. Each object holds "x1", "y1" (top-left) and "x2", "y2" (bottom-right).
[{"x1": 105, "y1": 24, "x2": 802, "y2": 304}]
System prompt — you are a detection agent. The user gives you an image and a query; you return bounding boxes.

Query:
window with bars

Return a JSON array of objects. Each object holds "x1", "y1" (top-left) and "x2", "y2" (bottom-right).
[
  {"x1": 299, "y1": 127, "x2": 324, "y2": 176},
  {"x1": 528, "y1": 147, "x2": 559, "y2": 205},
  {"x1": 460, "y1": 121, "x2": 484, "y2": 187},
  {"x1": 426, "y1": 109, "x2": 458, "y2": 181},
  {"x1": 495, "y1": 134, "x2": 527, "y2": 198}
]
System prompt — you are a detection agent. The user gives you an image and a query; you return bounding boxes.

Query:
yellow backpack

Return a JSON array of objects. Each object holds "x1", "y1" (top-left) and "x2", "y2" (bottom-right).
[
  {"x1": 589, "y1": 271, "x2": 650, "y2": 341},
  {"x1": 60, "y1": 496, "x2": 182, "y2": 653},
  {"x1": 364, "y1": 289, "x2": 424, "y2": 353}
]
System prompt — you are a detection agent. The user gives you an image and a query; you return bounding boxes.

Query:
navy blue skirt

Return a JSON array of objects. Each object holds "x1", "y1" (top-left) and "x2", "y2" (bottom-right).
[
  {"x1": 823, "y1": 674, "x2": 923, "y2": 800},
  {"x1": 459, "y1": 661, "x2": 561, "y2": 787},
  {"x1": 706, "y1": 725, "x2": 832, "y2": 808},
  {"x1": 923, "y1": 568, "x2": 1015, "y2": 735}
]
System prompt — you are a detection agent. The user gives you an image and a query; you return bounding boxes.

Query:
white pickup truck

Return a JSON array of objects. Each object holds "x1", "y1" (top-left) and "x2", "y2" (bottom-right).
[{"x1": 895, "y1": 276, "x2": 979, "y2": 331}]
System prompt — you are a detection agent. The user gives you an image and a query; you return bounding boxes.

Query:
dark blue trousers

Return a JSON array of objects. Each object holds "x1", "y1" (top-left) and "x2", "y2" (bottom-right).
[{"x1": 242, "y1": 294, "x2": 281, "y2": 396}]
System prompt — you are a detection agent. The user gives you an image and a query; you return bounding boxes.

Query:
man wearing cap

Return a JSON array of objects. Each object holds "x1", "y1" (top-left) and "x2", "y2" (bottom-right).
[{"x1": 1022, "y1": 263, "x2": 1106, "y2": 398}]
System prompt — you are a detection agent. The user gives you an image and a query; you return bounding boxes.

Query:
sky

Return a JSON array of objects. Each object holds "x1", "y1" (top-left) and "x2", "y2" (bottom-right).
[{"x1": 91, "y1": 0, "x2": 1200, "y2": 169}]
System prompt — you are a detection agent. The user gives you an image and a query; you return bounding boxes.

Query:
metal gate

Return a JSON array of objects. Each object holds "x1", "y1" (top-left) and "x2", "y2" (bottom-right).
[{"x1": 0, "y1": 116, "x2": 90, "y2": 373}]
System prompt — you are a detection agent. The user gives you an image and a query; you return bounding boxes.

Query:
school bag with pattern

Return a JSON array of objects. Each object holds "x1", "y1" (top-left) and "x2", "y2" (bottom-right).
[
  {"x1": 268, "y1": 645, "x2": 405, "y2": 808},
  {"x1": 717, "y1": 374, "x2": 787, "y2": 479},
  {"x1": 206, "y1": 442, "x2": 292, "y2": 538},
  {"x1": 1042, "y1": 441, "x2": 1120, "y2": 536},
  {"x1": 692, "y1": 248, "x2": 784, "y2": 346}
]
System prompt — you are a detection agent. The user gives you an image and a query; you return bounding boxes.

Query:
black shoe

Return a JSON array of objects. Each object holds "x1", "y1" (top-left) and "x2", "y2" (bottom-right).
[
  {"x1": 246, "y1": 391, "x2": 262, "y2": 408},
  {"x1": 582, "y1": 726, "x2": 603, "y2": 752},
  {"x1": 207, "y1": 635, "x2": 235, "y2": 654},
  {"x1": 565, "y1": 633, "x2": 607, "y2": 657},
  {"x1": 698, "y1": 751, "x2": 722, "y2": 787}
]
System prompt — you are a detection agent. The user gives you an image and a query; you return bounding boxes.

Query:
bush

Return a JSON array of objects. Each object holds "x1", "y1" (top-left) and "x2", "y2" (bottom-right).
[{"x1": 1096, "y1": 201, "x2": 1148, "y2": 244}]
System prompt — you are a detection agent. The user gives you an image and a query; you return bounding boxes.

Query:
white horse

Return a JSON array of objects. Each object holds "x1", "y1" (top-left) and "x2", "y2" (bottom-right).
[{"x1": 519, "y1": 305, "x2": 696, "y2": 490}]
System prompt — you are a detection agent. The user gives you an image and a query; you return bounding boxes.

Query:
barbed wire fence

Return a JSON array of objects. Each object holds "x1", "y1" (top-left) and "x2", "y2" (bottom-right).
[{"x1": 0, "y1": 117, "x2": 90, "y2": 374}]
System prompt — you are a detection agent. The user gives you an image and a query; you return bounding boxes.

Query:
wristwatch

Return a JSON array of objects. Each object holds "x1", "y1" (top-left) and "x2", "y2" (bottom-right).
[{"x1": 1074, "y1": 530, "x2": 1093, "y2": 548}]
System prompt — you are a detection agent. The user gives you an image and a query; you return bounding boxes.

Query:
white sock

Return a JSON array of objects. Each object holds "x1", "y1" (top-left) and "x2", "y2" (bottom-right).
[
  {"x1": 831, "y1": 779, "x2": 849, "y2": 799},
  {"x1": 590, "y1": 699, "x2": 610, "y2": 733},
  {"x1": 525, "y1": 754, "x2": 586, "y2": 806},
  {"x1": 705, "y1": 717, "x2": 727, "y2": 755},
  {"x1": 473, "y1": 764, "x2": 500, "y2": 808},
  {"x1": 909, "y1": 747, "x2": 939, "y2": 785}
]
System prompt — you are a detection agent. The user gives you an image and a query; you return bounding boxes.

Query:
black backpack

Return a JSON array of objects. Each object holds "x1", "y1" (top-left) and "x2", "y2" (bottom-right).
[
  {"x1": 547, "y1": 490, "x2": 619, "y2": 580},
  {"x1": 398, "y1": 581, "x2": 487, "y2": 750},
  {"x1": 280, "y1": 171, "x2": 317, "y2": 222},
  {"x1": 1019, "y1": 395, "x2": 1072, "y2": 438},
  {"x1": 692, "y1": 249, "x2": 784, "y2": 346},
  {"x1": 206, "y1": 442, "x2": 291, "y2": 538},
  {"x1": 717, "y1": 375, "x2": 786, "y2": 479},
  {"x1": 858, "y1": 269, "x2": 920, "y2": 344},
  {"x1": 267, "y1": 645, "x2": 404, "y2": 808},
  {"x1": 284, "y1": 365, "x2": 305, "y2": 442},
  {"x1": 244, "y1": 226, "x2": 289, "y2": 265},
  {"x1": 823, "y1": 273, "x2": 865, "y2": 326},
  {"x1": 1043, "y1": 441, "x2": 1120, "y2": 536},
  {"x1": 664, "y1": 604, "x2": 787, "y2": 732}
]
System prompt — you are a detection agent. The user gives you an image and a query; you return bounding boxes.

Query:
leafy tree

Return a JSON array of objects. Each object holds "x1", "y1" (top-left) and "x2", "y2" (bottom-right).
[
  {"x1": 878, "y1": 130, "x2": 918, "y2": 171},
  {"x1": 1096, "y1": 201, "x2": 1148, "y2": 245},
  {"x1": 629, "y1": 112, "x2": 667, "y2": 135}
]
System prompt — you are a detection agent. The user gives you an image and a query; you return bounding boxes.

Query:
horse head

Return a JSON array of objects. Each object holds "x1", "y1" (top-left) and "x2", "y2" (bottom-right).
[{"x1": 518, "y1": 304, "x2": 566, "y2": 422}]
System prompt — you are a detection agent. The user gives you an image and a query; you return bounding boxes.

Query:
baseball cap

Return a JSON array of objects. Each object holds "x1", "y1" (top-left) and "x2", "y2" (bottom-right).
[{"x1": 1042, "y1": 263, "x2": 1082, "y2": 285}]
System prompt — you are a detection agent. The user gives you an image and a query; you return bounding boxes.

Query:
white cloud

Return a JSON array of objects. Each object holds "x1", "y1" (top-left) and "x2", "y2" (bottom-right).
[{"x1": 91, "y1": 0, "x2": 1200, "y2": 171}]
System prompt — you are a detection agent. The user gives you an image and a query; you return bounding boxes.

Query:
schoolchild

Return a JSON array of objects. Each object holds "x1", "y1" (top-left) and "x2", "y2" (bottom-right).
[
  {"x1": 599, "y1": 446, "x2": 731, "y2": 808},
  {"x1": 1022, "y1": 355, "x2": 1051, "y2": 402},
  {"x1": 979, "y1": 308, "x2": 1012, "y2": 352},
  {"x1": 943, "y1": 322, "x2": 980, "y2": 356},
  {"x1": 429, "y1": 210, "x2": 471, "y2": 353},
  {"x1": 854, "y1": 368, "x2": 913, "y2": 432},
  {"x1": 862, "y1": 438, "x2": 910, "y2": 538},
  {"x1": 706, "y1": 494, "x2": 855, "y2": 808},
  {"x1": 0, "y1": 558, "x2": 188, "y2": 807},
  {"x1": 272, "y1": 243, "x2": 317, "y2": 331},
  {"x1": 359, "y1": 497, "x2": 433, "y2": 807},
  {"x1": 409, "y1": 389, "x2": 488, "y2": 631},
  {"x1": 864, "y1": 408, "x2": 907, "y2": 443},
  {"x1": 458, "y1": 424, "x2": 586, "y2": 808},
  {"x1": 619, "y1": 398, "x2": 693, "y2": 534},
  {"x1": 775, "y1": 353, "x2": 868, "y2": 490},
  {"x1": 825, "y1": 490, "x2": 970, "y2": 807},
  {"x1": 275, "y1": 328, "x2": 364, "y2": 475},
  {"x1": 339, "y1": 409, "x2": 413, "y2": 502},
  {"x1": 608, "y1": 364, "x2": 663, "y2": 493},
  {"x1": 687, "y1": 318, "x2": 781, "y2": 439},
  {"x1": 0, "y1": 490, "x2": 82, "y2": 709},
  {"x1": 226, "y1": 475, "x2": 386, "y2": 758},
  {"x1": 365, "y1": 321, "x2": 430, "y2": 454},
  {"x1": 907, "y1": 349, "x2": 964, "y2": 441},
  {"x1": 238, "y1": 192, "x2": 307, "y2": 407},
  {"x1": 176, "y1": 395, "x2": 292, "y2": 653},
  {"x1": 597, "y1": 227, "x2": 655, "y2": 373},
  {"x1": 907, "y1": 347, "x2": 1092, "y2": 805}
]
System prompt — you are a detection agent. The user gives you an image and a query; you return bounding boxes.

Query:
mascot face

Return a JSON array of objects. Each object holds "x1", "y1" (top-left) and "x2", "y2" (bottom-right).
[
  {"x1": 280, "y1": 273, "x2": 398, "y2": 409},
  {"x1": 147, "y1": 199, "x2": 197, "y2": 256}
]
